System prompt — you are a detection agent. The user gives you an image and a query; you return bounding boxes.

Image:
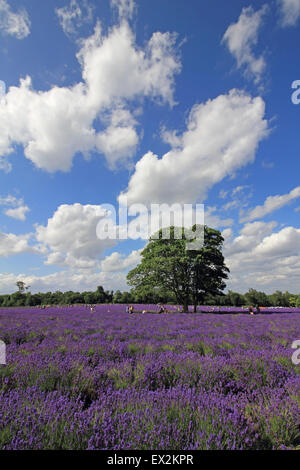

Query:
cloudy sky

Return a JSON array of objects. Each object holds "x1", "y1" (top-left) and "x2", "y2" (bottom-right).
[{"x1": 0, "y1": 0, "x2": 300, "y2": 294}]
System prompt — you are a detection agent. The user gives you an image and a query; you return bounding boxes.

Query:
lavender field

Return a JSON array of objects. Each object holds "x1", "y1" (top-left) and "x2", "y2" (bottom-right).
[{"x1": 0, "y1": 305, "x2": 300, "y2": 450}]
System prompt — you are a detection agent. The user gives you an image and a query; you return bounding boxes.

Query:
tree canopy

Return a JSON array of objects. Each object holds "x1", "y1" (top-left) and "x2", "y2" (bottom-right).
[{"x1": 127, "y1": 225, "x2": 230, "y2": 312}]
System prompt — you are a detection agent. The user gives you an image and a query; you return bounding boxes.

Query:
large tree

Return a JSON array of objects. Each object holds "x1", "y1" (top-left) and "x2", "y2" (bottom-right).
[
  {"x1": 16, "y1": 281, "x2": 26, "y2": 293},
  {"x1": 189, "y1": 226, "x2": 230, "y2": 311},
  {"x1": 127, "y1": 225, "x2": 229, "y2": 312}
]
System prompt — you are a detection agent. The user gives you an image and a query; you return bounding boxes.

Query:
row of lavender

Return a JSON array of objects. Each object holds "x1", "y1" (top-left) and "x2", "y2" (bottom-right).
[
  {"x1": 132, "y1": 305, "x2": 300, "y2": 313},
  {"x1": 0, "y1": 305, "x2": 299, "y2": 450},
  {"x1": 4, "y1": 304, "x2": 300, "y2": 314}
]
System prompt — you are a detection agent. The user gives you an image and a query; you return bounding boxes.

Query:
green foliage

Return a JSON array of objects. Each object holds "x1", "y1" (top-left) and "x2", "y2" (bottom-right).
[
  {"x1": 0, "y1": 285, "x2": 113, "y2": 307},
  {"x1": 245, "y1": 289, "x2": 270, "y2": 307},
  {"x1": 127, "y1": 225, "x2": 229, "y2": 312},
  {"x1": 16, "y1": 281, "x2": 26, "y2": 293},
  {"x1": 1, "y1": 269, "x2": 300, "y2": 309}
]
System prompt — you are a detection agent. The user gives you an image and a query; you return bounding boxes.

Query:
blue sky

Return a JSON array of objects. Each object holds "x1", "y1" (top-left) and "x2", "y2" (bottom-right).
[{"x1": 1, "y1": 0, "x2": 300, "y2": 294}]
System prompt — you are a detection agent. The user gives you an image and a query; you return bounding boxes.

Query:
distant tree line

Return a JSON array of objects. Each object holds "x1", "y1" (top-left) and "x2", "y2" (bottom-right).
[
  {"x1": 112, "y1": 287, "x2": 300, "y2": 308},
  {"x1": 0, "y1": 284, "x2": 113, "y2": 307},
  {"x1": 0, "y1": 283, "x2": 298, "y2": 308}
]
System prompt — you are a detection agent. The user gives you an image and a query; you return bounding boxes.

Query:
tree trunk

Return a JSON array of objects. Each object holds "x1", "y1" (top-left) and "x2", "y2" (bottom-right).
[{"x1": 183, "y1": 298, "x2": 189, "y2": 313}]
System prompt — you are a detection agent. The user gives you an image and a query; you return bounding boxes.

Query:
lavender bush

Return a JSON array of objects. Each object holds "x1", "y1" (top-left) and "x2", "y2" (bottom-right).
[{"x1": 0, "y1": 305, "x2": 299, "y2": 450}]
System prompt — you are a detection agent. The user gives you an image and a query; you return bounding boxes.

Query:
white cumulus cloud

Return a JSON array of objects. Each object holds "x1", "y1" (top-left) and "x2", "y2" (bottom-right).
[
  {"x1": 224, "y1": 221, "x2": 300, "y2": 293},
  {"x1": 0, "y1": 20, "x2": 181, "y2": 172},
  {"x1": 0, "y1": 0, "x2": 30, "y2": 39},
  {"x1": 224, "y1": 221, "x2": 278, "y2": 256},
  {"x1": 253, "y1": 226, "x2": 300, "y2": 258},
  {"x1": 111, "y1": 0, "x2": 136, "y2": 20},
  {"x1": 0, "y1": 194, "x2": 30, "y2": 221},
  {"x1": 56, "y1": 0, "x2": 94, "y2": 37},
  {"x1": 119, "y1": 89, "x2": 269, "y2": 206},
  {"x1": 0, "y1": 269, "x2": 130, "y2": 294},
  {"x1": 0, "y1": 232, "x2": 37, "y2": 257},
  {"x1": 35, "y1": 203, "x2": 117, "y2": 269},
  {"x1": 4, "y1": 205, "x2": 30, "y2": 221},
  {"x1": 100, "y1": 249, "x2": 142, "y2": 272},
  {"x1": 278, "y1": 0, "x2": 300, "y2": 26},
  {"x1": 241, "y1": 186, "x2": 300, "y2": 222},
  {"x1": 222, "y1": 5, "x2": 267, "y2": 85}
]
